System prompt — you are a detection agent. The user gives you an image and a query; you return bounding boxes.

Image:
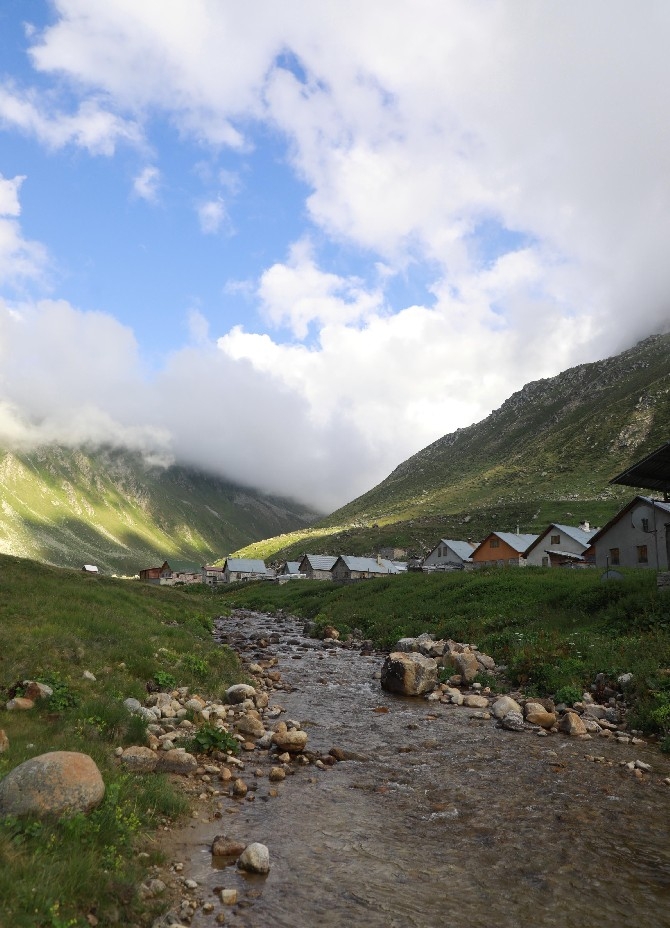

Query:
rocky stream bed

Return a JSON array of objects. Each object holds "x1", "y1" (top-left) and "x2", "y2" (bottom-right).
[{"x1": 133, "y1": 609, "x2": 670, "y2": 928}]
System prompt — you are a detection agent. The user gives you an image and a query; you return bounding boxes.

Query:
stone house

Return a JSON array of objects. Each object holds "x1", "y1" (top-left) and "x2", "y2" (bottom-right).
[
  {"x1": 331, "y1": 555, "x2": 403, "y2": 581},
  {"x1": 298, "y1": 555, "x2": 337, "y2": 580},
  {"x1": 222, "y1": 558, "x2": 268, "y2": 582}
]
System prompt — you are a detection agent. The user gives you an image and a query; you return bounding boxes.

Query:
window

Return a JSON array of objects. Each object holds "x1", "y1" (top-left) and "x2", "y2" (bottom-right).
[
  {"x1": 490, "y1": 538, "x2": 500, "y2": 548},
  {"x1": 609, "y1": 548, "x2": 620, "y2": 565},
  {"x1": 641, "y1": 518, "x2": 649, "y2": 533},
  {"x1": 637, "y1": 545, "x2": 648, "y2": 564},
  {"x1": 542, "y1": 557, "x2": 549, "y2": 567},
  {"x1": 551, "y1": 534, "x2": 561, "y2": 545}
]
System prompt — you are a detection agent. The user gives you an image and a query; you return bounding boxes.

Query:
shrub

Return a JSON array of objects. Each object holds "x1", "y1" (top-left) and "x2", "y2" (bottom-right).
[{"x1": 187, "y1": 724, "x2": 240, "y2": 755}]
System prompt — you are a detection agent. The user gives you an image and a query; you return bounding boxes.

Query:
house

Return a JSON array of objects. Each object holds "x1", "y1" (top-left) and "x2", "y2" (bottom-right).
[
  {"x1": 160, "y1": 570, "x2": 202, "y2": 586},
  {"x1": 524, "y1": 523, "x2": 597, "y2": 567},
  {"x1": 298, "y1": 554, "x2": 337, "y2": 580},
  {"x1": 378, "y1": 546, "x2": 408, "y2": 560},
  {"x1": 470, "y1": 532, "x2": 539, "y2": 567},
  {"x1": 82, "y1": 564, "x2": 99, "y2": 575},
  {"x1": 331, "y1": 555, "x2": 403, "y2": 581},
  {"x1": 139, "y1": 561, "x2": 171, "y2": 583},
  {"x1": 589, "y1": 496, "x2": 670, "y2": 570},
  {"x1": 278, "y1": 561, "x2": 302, "y2": 576},
  {"x1": 222, "y1": 558, "x2": 268, "y2": 583},
  {"x1": 202, "y1": 564, "x2": 226, "y2": 586},
  {"x1": 423, "y1": 539, "x2": 477, "y2": 570}
]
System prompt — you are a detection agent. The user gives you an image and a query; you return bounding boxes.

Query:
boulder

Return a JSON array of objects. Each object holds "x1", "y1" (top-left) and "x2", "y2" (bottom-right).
[
  {"x1": 272, "y1": 727, "x2": 308, "y2": 753},
  {"x1": 444, "y1": 650, "x2": 479, "y2": 683},
  {"x1": 226, "y1": 684, "x2": 257, "y2": 704},
  {"x1": 501, "y1": 711, "x2": 525, "y2": 731},
  {"x1": 524, "y1": 703, "x2": 556, "y2": 729},
  {"x1": 381, "y1": 652, "x2": 438, "y2": 696},
  {"x1": 120, "y1": 746, "x2": 159, "y2": 773},
  {"x1": 322, "y1": 625, "x2": 340, "y2": 640},
  {"x1": 237, "y1": 842, "x2": 271, "y2": 874},
  {"x1": 6, "y1": 697, "x2": 35, "y2": 711},
  {"x1": 463, "y1": 694, "x2": 489, "y2": 709},
  {"x1": 235, "y1": 715, "x2": 266, "y2": 739},
  {"x1": 212, "y1": 834, "x2": 246, "y2": 858},
  {"x1": 491, "y1": 696, "x2": 522, "y2": 719},
  {"x1": 558, "y1": 711, "x2": 588, "y2": 737},
  {"x1": 156, "y1": 749, "x2": 198, "y2": 775},
  {"x1": 23, "y1": 681, "x2": 53, "y2": 700},
  {"x1": 0, "y1": 751, "x2": 105, "y2": 817}
]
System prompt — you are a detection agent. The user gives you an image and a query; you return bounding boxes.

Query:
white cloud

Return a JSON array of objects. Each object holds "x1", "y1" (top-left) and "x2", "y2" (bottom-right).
[
  {"x1": 258, "y1": 239, "x2": 383, "y2": 338},
  {"x1": 197, "y1": 198, "x2": 226, "y2": 234},
  {"x1": 133, "y1": 165, "x2": 160, "y2": 201},
  {"x1": 0, "y1": 174, "x2": 48, "y2": 287},
  {"x1": 0, "y1": 82, "x2": 142, "y2": 155}
]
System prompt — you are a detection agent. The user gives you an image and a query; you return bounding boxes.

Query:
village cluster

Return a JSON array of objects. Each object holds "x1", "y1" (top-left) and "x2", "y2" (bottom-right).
[{"x1": 137, "y1": 493, "x2": 670, "y2": 587}]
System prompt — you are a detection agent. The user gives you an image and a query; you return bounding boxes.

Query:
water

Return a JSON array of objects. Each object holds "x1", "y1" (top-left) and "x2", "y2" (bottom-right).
[{"x1": 180, "y1": 610, "x2": 670, "y2": 928}]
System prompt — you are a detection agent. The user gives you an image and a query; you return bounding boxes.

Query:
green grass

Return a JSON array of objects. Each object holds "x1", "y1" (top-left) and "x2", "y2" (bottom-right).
[
  {"x1": 0, "y1": 554, "x2": 243, "y2": 927},
  {"x1": 219, "y1": 567, "x2": 670, "y2": 734}
]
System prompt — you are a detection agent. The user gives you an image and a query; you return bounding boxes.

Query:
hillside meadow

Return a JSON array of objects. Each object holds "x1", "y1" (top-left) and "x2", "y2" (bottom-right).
[
  {"x1": 218, "y1": 568, "x2": 670, "y2": 741},
  {"x1": 0, "y1": 554, "x2": 241, "y2": 928}
]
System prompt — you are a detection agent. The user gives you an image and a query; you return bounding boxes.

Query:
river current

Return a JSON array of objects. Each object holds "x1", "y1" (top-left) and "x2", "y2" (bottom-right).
[{"x1": 179, "y1": 610, "x2": 670, "y2": 928}]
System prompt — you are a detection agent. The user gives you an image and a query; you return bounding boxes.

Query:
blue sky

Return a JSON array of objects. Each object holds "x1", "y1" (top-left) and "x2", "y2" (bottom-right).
[{"x1": 0, "y1": 2, "x2": 669, "y2": 511}]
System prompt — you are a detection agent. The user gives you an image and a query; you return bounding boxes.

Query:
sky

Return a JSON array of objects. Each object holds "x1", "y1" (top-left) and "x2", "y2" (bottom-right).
[{"x1": 0, "y1": 1, "x2": 669, "y2": 513}]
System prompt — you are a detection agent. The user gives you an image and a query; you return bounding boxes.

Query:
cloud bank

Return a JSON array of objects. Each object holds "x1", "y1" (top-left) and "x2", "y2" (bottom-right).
[{"x1": 0, "y1": 2, "x2": 669, "y2": 512}]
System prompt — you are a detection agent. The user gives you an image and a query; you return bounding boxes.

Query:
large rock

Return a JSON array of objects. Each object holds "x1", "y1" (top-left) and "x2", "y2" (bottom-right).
[
  {"x1": 491, "y1": 696, "x2": 522, "y2": 719},
  {"x1": 444, "y1": 650, "x2": 479, "y2": 683},
  {"x1": 463, "y1": 694, "x2": 489, "y2": 709},
  {"x1": 226, "y1": 684, "x2": 257, "y2": 704},
  {"x1": 238, "y1": 842, "x2": 271, "y2": 874},
  {"x1": 381, "y1": 652, "x2": 438, "y2": 696},
  {"x1": 235, "y1": 715, "x2": 266, "y2": 739},
  {"x1": 120, "y1": 746, "x2": 159, "y2": 773},
  {"x1": 0, "y1": 751, "x2": 105, "y2": 817},
  {"x1": 272, "y1": 723, "x2": 308, "y2": 753},
  {"x1": 524, "y1": 702, "x2": 557, "y2": 729},
  {"x1": 558, "y1": 711, "x2": 588, "y2": 737},
  {"x1": 156, "y1": 749, "x2": 198, "y2": 774}
]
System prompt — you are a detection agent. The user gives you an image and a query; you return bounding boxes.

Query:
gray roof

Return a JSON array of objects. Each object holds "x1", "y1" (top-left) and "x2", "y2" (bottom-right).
[
  {"x1": 224, "y1": 558, "x2": 267, "y2": 573},
  {"x1": 493, "y1": 532, "x2": 539, "y2": 553},
  {"x1": 337, "y1": 556, "x2": 402, "y2": 575},
  {"x1": 433, "y1": 539, "x2": 477, "y2": 561},
  {"x1": 282, "y1": 561, "x2": 301, "y2": 574},
  {"x1": 300, "y1": 555, "x2": 337, "y2": 571}
]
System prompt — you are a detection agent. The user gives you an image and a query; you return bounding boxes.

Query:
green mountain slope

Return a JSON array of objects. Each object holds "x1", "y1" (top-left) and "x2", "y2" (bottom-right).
[
  {"x1": 0, "y1": 445, "x2": 318, "y2": 574},
  {"x1": 236, "y1": 333, "x2": 670, "y2": 561}
]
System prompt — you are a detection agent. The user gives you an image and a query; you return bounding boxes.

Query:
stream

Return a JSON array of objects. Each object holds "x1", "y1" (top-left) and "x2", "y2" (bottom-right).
[{"x1": 174, "y1": 610, "x2": 670, "y2": 928}]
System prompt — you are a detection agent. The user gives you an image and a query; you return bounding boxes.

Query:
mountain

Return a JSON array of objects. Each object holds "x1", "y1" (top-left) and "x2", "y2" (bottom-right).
[
  {"x1": 235, "y1": 333, "x2": 670, "y2": 561},
  {"x1": 0, "y1": 444, "x2": 318, "y2": 574}
]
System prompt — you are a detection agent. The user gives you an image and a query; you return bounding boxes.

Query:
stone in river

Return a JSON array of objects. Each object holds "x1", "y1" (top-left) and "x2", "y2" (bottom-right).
[{"x1": 380, "y1": 652, "x2": 438, "y2": 696}]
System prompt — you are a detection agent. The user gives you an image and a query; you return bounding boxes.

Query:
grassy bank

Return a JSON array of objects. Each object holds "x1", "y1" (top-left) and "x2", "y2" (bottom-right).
[
  {"x1": 0, "y1": 554, "x2": 240, "y2": 928},
  {"x1": 218, "y1": 568, "x2": 670, "y2": 743}
]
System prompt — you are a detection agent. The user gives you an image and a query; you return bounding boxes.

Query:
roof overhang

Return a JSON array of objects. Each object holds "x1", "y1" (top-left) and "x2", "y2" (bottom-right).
[{"x1": 610, "y1": 442, "x2": 670, "y2": 494}]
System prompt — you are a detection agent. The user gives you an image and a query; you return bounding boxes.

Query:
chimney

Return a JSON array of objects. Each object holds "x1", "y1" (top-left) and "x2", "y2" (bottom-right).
[{"x1": 579, "y1": 521, "x2": 590, "y2": 532}]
